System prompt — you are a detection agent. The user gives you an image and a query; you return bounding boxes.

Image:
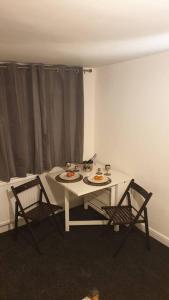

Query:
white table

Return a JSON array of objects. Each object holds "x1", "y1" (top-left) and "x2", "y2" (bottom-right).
[{"x1": 48, "y1": 166, "x2": 131, "y2": 231}]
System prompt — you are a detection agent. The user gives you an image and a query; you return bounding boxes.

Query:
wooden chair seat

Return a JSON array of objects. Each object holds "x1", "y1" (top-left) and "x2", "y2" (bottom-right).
[
  {"x1": 103, "y1": 206, "x2": 134, "y2": 224},
  {"x1": 22, "y1": 202, "x2": 62, "y2": 222}
]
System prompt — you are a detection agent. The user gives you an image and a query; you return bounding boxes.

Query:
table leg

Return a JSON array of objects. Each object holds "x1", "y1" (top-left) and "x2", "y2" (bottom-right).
[
  {"x1": 114, "y1": 184, "x2": 118, "y2": 204},
  {"x1": 65, "y1": 189, "x2": 70, "y2": 232},
  {"x1": 110, "y1": 185, "x2": 118, "y2": 205},
  {"x1": 110, "y1": 186, "x2": 114, "y2": 205},
  {"x1": 84, "y1": 196, "x2": 88, "y2": 209}
]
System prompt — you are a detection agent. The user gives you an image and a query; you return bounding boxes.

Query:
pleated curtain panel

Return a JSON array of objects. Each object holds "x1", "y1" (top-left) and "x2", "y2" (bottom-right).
[{"x1": 0, "y1": 63, "x2": 84, "y2": 181}]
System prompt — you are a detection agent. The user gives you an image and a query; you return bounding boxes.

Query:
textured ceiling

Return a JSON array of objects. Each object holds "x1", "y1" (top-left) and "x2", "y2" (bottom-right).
[{"x1": 0, "y1": 0, "x2": 169, "y2": 66}]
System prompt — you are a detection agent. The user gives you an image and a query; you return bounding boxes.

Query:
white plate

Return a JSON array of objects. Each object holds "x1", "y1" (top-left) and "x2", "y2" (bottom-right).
[
  {"x1": 88, "y1": 175, "x2": 109, "y2": 184},
  {"x1": 59, "y1": 172, "x2": 80, "y2": 181}
]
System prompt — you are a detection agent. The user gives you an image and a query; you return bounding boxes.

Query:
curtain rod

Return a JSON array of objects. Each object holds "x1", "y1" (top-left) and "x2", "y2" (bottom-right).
[
  {"x1": 0, "y1": 62, "x2": 92, "y2": 73},
  {"x1": 83, "y1": 68, "x2": 92, "y2": 73}
]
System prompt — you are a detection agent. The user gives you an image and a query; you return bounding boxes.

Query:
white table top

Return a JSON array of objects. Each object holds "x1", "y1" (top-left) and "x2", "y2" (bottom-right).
[{"x1": 48, "y1": 165, "x2": 131, "y2": 197}]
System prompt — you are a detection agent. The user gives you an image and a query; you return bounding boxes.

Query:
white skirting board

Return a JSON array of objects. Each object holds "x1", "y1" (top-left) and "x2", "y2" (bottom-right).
[
  {"x1": 149, "y1": 227, "x2": 169, "y2": 248},
  {"x1": 136, "y1": 224, "x2": 169, "y2": 248},
  {"x1": 0, "y1": 218, "x2": 28, "y2": 234},
  {"x1": 0, "y1": 220, "x2": 14, "y2": 233}
]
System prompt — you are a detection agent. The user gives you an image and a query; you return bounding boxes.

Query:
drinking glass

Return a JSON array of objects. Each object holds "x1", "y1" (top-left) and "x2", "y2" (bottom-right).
[
  {"x1": 96, "y1": 167, "x2": 102, "y2": 175},
  {"x1": 104, "y1": 164, "x2": 111, "y2": 176},
  {"x1": 65, "y1": 162, "x2": 71, "y2": 171},
  {"x1": 74, "y1": 164, "x2": 80, "y2": 172}
]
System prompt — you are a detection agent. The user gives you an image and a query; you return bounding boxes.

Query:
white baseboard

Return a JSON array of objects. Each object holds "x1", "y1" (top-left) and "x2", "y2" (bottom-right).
[
  {"x1": 137, "y1": 224, "x2": 169, "y2": 248},
  {"x1": 0, "y1": 220, "x2": 14, "y2": 233},
  {"x1": 0, "y1": 219, "x2": 27, "y2": 234},
  {"x1": 149, "y1": 227, "x2": 169, "y2": 248}
]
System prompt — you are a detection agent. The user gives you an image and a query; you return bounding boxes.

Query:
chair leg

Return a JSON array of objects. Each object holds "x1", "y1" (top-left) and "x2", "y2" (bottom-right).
[
  {"x1": 14, "y1": 203, "x2": 18, "y2": 240},
  {"x1": 113, "y1": 224, "x2": 134, "y2": 257},
  {"x1": 100, "y1": 220, "x2": 115, "y2": 238},
  {"x1": 144, "y1": 208, "x2": 150, "y2": 250},
  {"x1": 26, "y1": 222, "x2": 42, "y2": 254},
  {"x1": 50, "y1": 212, "x2": 64, "y2": 237}
]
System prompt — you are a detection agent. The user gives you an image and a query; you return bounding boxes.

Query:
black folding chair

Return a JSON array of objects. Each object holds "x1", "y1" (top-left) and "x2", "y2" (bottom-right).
[
  {"x1": 11, "y1": 176, "x2": 63, "y2": 253},
  {"x1": 102, "y1": 179, "x2": 152, "y2": 257}
]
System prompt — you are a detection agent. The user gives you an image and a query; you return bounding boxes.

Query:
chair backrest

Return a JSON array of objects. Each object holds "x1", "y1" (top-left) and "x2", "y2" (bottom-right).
[
  {"x1": 11, "y1": 176, "x2": 50, "y2": 212},
  {"x1": 12, "y1": 177, "x2": 40, "y2": 195},
  {"x1": 118, "y1": 179, "x2": 152, "y2": 217}
]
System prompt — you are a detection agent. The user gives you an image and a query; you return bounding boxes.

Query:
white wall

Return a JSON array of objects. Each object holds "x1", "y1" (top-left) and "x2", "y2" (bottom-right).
[
  {"x1": 0, "y1": 70, "x2": 96, "y2": 233},
  {"x1": 95, "y1": 51, "x2": 169, "y2": 246}
]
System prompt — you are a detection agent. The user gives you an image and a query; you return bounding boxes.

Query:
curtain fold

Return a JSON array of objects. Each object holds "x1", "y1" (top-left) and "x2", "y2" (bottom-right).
[{"x1": 0, "y1": 63, "x2": 84, "y2": 181}]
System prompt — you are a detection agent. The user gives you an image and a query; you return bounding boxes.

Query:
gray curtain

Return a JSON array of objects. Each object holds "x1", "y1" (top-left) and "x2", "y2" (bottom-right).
[{"x1": 0, "y1": 63, "x2": 84, "y2": 181}]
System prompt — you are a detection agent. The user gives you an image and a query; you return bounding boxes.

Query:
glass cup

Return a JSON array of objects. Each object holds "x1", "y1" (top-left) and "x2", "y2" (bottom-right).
[
  {"x1": 96, "y1": 167, "x2": 102, "y2": 175},
  {"x1": 74, "y1": 164, "x2": 80, "y2": 172},
  {"x1": 65, "y1": 162, "x2": 71, "y2": 171},
  {"x1": 104, "y1": 164, "x2": 111, "y2": 176}
]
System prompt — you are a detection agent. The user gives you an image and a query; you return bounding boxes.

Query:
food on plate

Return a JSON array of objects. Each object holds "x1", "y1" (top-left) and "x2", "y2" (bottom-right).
[
  {"x1": 66, "y1": 171, "x2": 75, "y2": 177},
  {"x1": 94, "y1": 175, "x2": 103, "y2": 181}
]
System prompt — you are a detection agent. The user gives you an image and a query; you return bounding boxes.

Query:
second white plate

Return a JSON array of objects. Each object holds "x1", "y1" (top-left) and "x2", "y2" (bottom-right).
[{"x1": 88, "y1": 175, "x2": 109, "y2": 184}]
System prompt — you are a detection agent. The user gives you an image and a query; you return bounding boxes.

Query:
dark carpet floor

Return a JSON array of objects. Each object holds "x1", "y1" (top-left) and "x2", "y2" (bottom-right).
[{"x1": 0, "y1": 205, "x2": 169, "y2": 300}]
